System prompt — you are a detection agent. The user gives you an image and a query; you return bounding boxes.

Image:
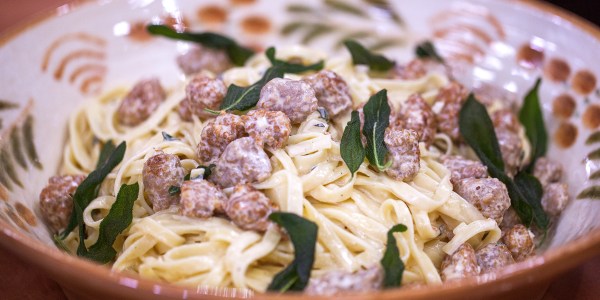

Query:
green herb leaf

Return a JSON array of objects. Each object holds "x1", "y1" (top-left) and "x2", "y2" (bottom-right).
[
  {"x1": 161, "y1": 132, "x2": 177, "y2": 141},
  {"x1": 81, "y1": 183, "x2": 139, "y2": 263},
  {"x1": 60, "y1": 142, "x2": 126, "y2": 241},
  {"x1": 519, "y1": 78, "x2": 547, "y2": 168},
  {"x1": 343, "y1": 40, "x2": 395, "y2": 72},
  {"x1": 459, "y1": 95, "x2": 548, "y2": 230},
  {"x1": 459, "y1": 94, "x2": 505, "y2": 177},
  {"x1": 168, "y1": 185, "x2": 181, "y2": 196},
  {"x1": 146, "y1": 25, "x2": 254, "y2": 66},
  {"x1": 381, "y1": 223, "x2": 407, "y2": 288},
  {"x1": 363, "y1": 90, "x2": 391, "y2": 171},
  {"x1": 217, "y1": 66, "x2": 285, "y2": 112},
  {"x1": 96, "y1": 140, "x2": 115, "y2": 169},
  {"x1": 317, "y1": 107, "x2": 329, "y2": 121},
  {"x1": 267, "y1": 212, "x2": 318, "y2": 292},
  {"x1": 266, "y1": 47, "x2": 324, "y2": 74},
  {"x1": 341, "y1": 111, "x2": 366, "y2": 176},
  {"x1": 415, "y1": 41, "x2": 444, "y2": 63}
]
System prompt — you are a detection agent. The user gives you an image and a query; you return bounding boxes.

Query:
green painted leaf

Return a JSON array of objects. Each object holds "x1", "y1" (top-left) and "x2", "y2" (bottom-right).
[
  {"x1": 589, "y1": 170, "x2": 600, "y2": 180},
  {"x1": 146, "y1": 25, "x2": 254, "y2": 66},
  {"x1": 344, "y1": 40, "x2": 395, "y2": 72},
  {"x1": 341, "y1": 111, "x2": 366, "y2": 176},
  {"x1": 0, "y1": 100, "x2": 18, "y2": 111},
  {"x1": 519, "y1": 78, "x2": 547, "y2": 168},
  {"x1": 415, "y1": 41, "x2": 444, "y2": 63},
  {"x1": 369, "y1": 38, "x2": 403, "y2": 52},
  {"x1": 287, "y1": 4, "x2": 314, "y2": 13},
  {"x1": 363, "y1": 90, "x2": 391, "y2": 171},
  {"x1": 218, "y1": 66, "x2": 284, "y2": 112},
  {"x1": 0, "y1": 146, "x2": 23, "y2": 188},
  {"x1": 381, "y1": 223, "x2": 407, "y2": 288},
  {"x1": 22, "y1": 116, "x2": 42, "y2": 170},
  {"x1": 266, "y1": 47, "x2": 324, "y2": 74},
  {"x1": 267, "y1": 212, "x2": 318, "y2": 292},
  {"x1": 585, "y1": 131, "x2": 600, "y2": 145},
  {"x1": 577, "y1": 186, "x2": 600, "y2": 200},
  {"x1": 587, "y1": 148, "x2": 600, "y2": 160},
  {"x1": 10, "y1": 128, "x2": 27, "y2": 169},
  {"x1": 301, "y1": 24, "x2": 333, "y2": 44},
  {"x1": 81, "y1": 183, "x2": 139, "y2": 263},
  {"x1": 281, "y1": 22, "x2": 305, "y2": 35},
  {"x1": 324, "y1": 0, "x2": 365, "y2": 17}
]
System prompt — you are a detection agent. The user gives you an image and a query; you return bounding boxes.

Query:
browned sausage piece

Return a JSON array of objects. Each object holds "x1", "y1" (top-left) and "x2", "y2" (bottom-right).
[
  {"x1": 257, "y1": 78, "x2": 318, "y2": 124},
  {"x1": 440, "y1": 155, "x2": 488, "y2": 188},
  {"x1": 210, "y1": 137, "x2": 272, "y2": 188},
  {"x1": 180, "y1": 180, "x2": 226, "y2": 219},
  {"x1": 440, "y1": 243, "x2": 480, "y2": 281},
  {"x1": 393, "y1": 59, "x2": 428, "y2": 80},
  {"x1": 176, "y1": 45, "x2": 232, "y2": 76},
  {"x1": 393, "y1": 94, "x2": 437, "y2": 146},
  {"x1": 491, "y1": 109, "x2": 524, "y2": 176},
  {"x1": 39, "y1": 175, "x2": 86, "y2": 233},
  {"x1": 117, "y1": 78, "x2": 166, "y2": 126},
  {"x1": 502, "y1": 224, "x2": 535, "y2": 262},
  {"x1": 142, "y1": 152, "x2": 186, "y2": 211},
  {"x1": 533, "y1": 157, "x2": 563, "y2": 187},
  {"x1": 475, "y1": 242, "x2": 514, "y2": 273},
  {"x1": 224, "y1": 184, "x2": 278, "y2": 232},
  {"x1": 302, "y1": 70, "x2": 353, "y2": 119},
  {"x1": 541, "y1": 182, "x2": 569, "y2": 216},
  {"x1": 499, "y1": 208, "x2": 521, "y2": 235},
  {"x1": 242, "y1": 109, "x2": 291, "y2": 149},
  {"x1": 384, "y1": 127, "x2": 421, "y2": 182},
  {"x1": 183, "y1": 74, "x2": 227, "y2": 119},
  {"x1": 434, "y1": 82, "x2": 469, "y2": 141},
  {"x1": 196, "y1": 113, "x2": 246, "y2": 164},
  {"x1": 305, "y1": 265, "x2": 383, "y2": 295},
  {"x1": 455, "y1": 178, "x2": 511, "y2": 224}
]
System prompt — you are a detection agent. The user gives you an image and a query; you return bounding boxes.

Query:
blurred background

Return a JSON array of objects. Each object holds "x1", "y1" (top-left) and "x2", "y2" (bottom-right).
[{"x1": 548, "y1": 0, "x2": 599, "y2": 25}]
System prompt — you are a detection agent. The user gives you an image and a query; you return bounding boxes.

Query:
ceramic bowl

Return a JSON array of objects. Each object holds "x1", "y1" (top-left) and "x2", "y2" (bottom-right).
[{"x1": 0, "y1": 0, "x2": 599, "y2": 299}]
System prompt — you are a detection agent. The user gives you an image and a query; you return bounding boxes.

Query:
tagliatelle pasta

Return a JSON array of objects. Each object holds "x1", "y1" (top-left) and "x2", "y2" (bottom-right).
[{"x1": 56, "y1": 46, "x2": 509, "y2": 293}]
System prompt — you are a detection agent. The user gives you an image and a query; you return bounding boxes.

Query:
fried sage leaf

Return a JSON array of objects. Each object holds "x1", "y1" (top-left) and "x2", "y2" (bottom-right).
[
  {"x1": 363, "y1": 89, "x2": 391, "y2": 171},
  {"x1": 381, "y1": 223, "x2": 407, "y2": 288},
  {"x1": 341, "y1": 111, "x2": 366, "y2": 176},
  {"x1": 343, "y1": 40, "x2": 395, "y2": 72},
  {"x1": 415, "y1": 40, "x2": 444, "y2": 63},
  {"x1": 267, "y1": 212, "x2": 318, "y2": 292},
  {"x1": 266, "y1": 47, "x2": 324, "y2": 74},
  {"x1": 81, "y1": 183, "x2": 139, "y2": 263},
  {"x1": 518, "y1": 78, "x2": 547, "y2": 168},
  {"x1": 146, "y1": 25, "x2": 254, "y2": 66}
]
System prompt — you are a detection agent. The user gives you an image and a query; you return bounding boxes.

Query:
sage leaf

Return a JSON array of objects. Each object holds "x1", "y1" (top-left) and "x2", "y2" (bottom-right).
[
  {"x1": 267, "y1": 212, "x2": 318, "y2": 292},
  {"x1": 519, "y1": 78, "x2": 547, "y2": 168},
  {"x1": 363, "y1": 89, "x2": 391, "y2": 171},
  {"x1": 96, "y1": 140, "x2": 115, "y2": 169},
  {"x1": 415, "y1": 41, "x2": 444, "y2": 63},
  {"x1": 146, "y1": 25, "x2": 254, "y2": 66},
  {"x1": 60, "y1": 141, "x2": 126, "y2": 240},
  {"x1": 161, "y1": 132, "x2": 177, "y2": 141},
  {"x1": 168, "y1": 185, "x2": 181, "y2": 196},
  {"x1": 381, "y1": 223, "x2": 407, "y2": 288},
  {"x1": 266, "y1": 47, "x2": 324, "y2": 73},
  {"x1": 215, "y1": 66, "x2": 285, "y2": 112},
  {"x1": 513, "y1": 172, "x2": 549, "y2": 229},
  {"x1": 343, "y1": 40, "x2": 395, "y2": 72},
  {"x1": 341, "y1": 111, "x2": 365, "y2": 176},
  {"x1": 81, "y1": 183, "x2": 139, "y2": 263}
]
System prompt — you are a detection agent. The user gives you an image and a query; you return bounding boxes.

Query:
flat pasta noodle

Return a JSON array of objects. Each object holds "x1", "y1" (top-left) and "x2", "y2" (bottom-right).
[{"x1": 59, "y1": 46, "x2": 503, "y2": 292}]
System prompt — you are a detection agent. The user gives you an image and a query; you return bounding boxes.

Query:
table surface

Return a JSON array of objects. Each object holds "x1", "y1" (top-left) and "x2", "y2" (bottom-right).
[{"x1": 0, "y1": 0, "x2": 598, "y2": 299}]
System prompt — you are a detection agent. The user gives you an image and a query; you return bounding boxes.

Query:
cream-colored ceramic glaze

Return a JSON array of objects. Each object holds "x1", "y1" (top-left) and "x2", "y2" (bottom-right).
[{"x1": 0, "y1": 0, "x2": 599, "y2": 299}]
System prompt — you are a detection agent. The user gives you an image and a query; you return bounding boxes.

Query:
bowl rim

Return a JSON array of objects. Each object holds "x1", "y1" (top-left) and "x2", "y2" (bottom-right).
[{"x1": 1, "y1": 0, "x2": 600, "y2": 298}]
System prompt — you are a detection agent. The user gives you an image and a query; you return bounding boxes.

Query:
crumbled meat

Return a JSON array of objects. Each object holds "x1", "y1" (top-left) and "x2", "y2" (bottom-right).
[
  {"x1": 455, "y1": 178, "x2": 511, "y2": 224},
  {"x1": 242, "y1": 109, "x2": 291, "y2": 149},
  {"x1": 257, "y1": 78, "x2": 318, "y2": 124},
  {"x1": 438, "y1": 222, "x2": 455, "y2": 241},
  {"x1": 494, "y1": 126, "x2": 523, "y2": 177},
  {"x1": 224, "y1": 184, "x2": 278, "y2": 232},
  {"x1": 392, "y1": 94, "x2": 437, "y2": 146},
  {"x1": 210, "y1": 137, "x2": 272, "y2": 188},
  {"x1": 500, "y1": 208, "x2": 521, "y2": 235},
  {"x1": 542, "y1": 183, "x2": 569, "y2": 216},
  {"x1": 434, "y1": 82, "x2": 469, "y2": 141},
  {"x1": 473, "y1": 84, "x2": 518, "y2": 110},
  {"x1": 502, "y1": 224, "x2": 535, "y2": 262},
  {"x1": 178, "y1": 98, "x2": 193, "y2": 121},
  {"x1": 393, "y1": 59, "x2": 428, "y2": 80},
  {"x1": 184, "y1": 74, "x2": 227, "y2": 119},
  {"x1": 142, "y1": 152, "x2": 186, "y2": 211},
  {"x1": 491, "y1": 109, "x2": 521, "y2": 134},
  {"x1": 441, "y1": 155, "x2": 488, "y2": 188},
  {"x1": 384, "y1": 127, "x2": 421, "y2": 181},
  {"x1": 306, "y1": 265, "x2": 383, "y2": 295},
  {"x1": 440, "y1": 243, "x2": 480, "y2": 281},
  {"x1": 39, "y1": 175, "x2": 86, "y2": 233},
  {"x1": 196, "y1": 113, "x2": 246, "y2": 164},
  {"x1": 176, "y1": 45, "x2": 232, "y2": 75},
  {"x1": 180, "y1": 180, "x2": 226, "y2": 218},
  {"x1": 116, "y1": 78, "x2": 166, "y2": 126},
  {"x1": 302, "y1": 70, "x2": 353, "y2": 118},
  {"x1": 475, "y1": 243, "x2": 515, "y2": 273},
  {"x1": 533, "y1": 157, "x2": 563, "y2": 187}
]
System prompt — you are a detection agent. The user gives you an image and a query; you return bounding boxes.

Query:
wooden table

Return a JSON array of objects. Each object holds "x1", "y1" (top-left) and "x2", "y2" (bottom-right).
[{"x1": 0, "y1": 0, "x2": 598, "y2": 299}]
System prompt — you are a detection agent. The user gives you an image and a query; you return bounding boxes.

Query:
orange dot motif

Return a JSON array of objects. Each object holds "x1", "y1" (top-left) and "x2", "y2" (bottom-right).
[
  {"x1": 552, "y1": 94, "x2": 576, "y2": 119},
  {"x1": 554, "y1": 122, "x2": 578, "y2": 148},
  {"x1": 197, "y1": 6, "x2": 228, "y2": 25},
  {"x1": 583, "y1": 105, "x2": 600, "y2": 129},
  {"x1": 240, "y1": 16, "x2": 271, "y2": 35},
  {"x1": 572, "y1": 70, "x2": 597, "y2": 95},
  {"x1": 544, "y1": 58, "x2": 571, "y2": 82}
]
